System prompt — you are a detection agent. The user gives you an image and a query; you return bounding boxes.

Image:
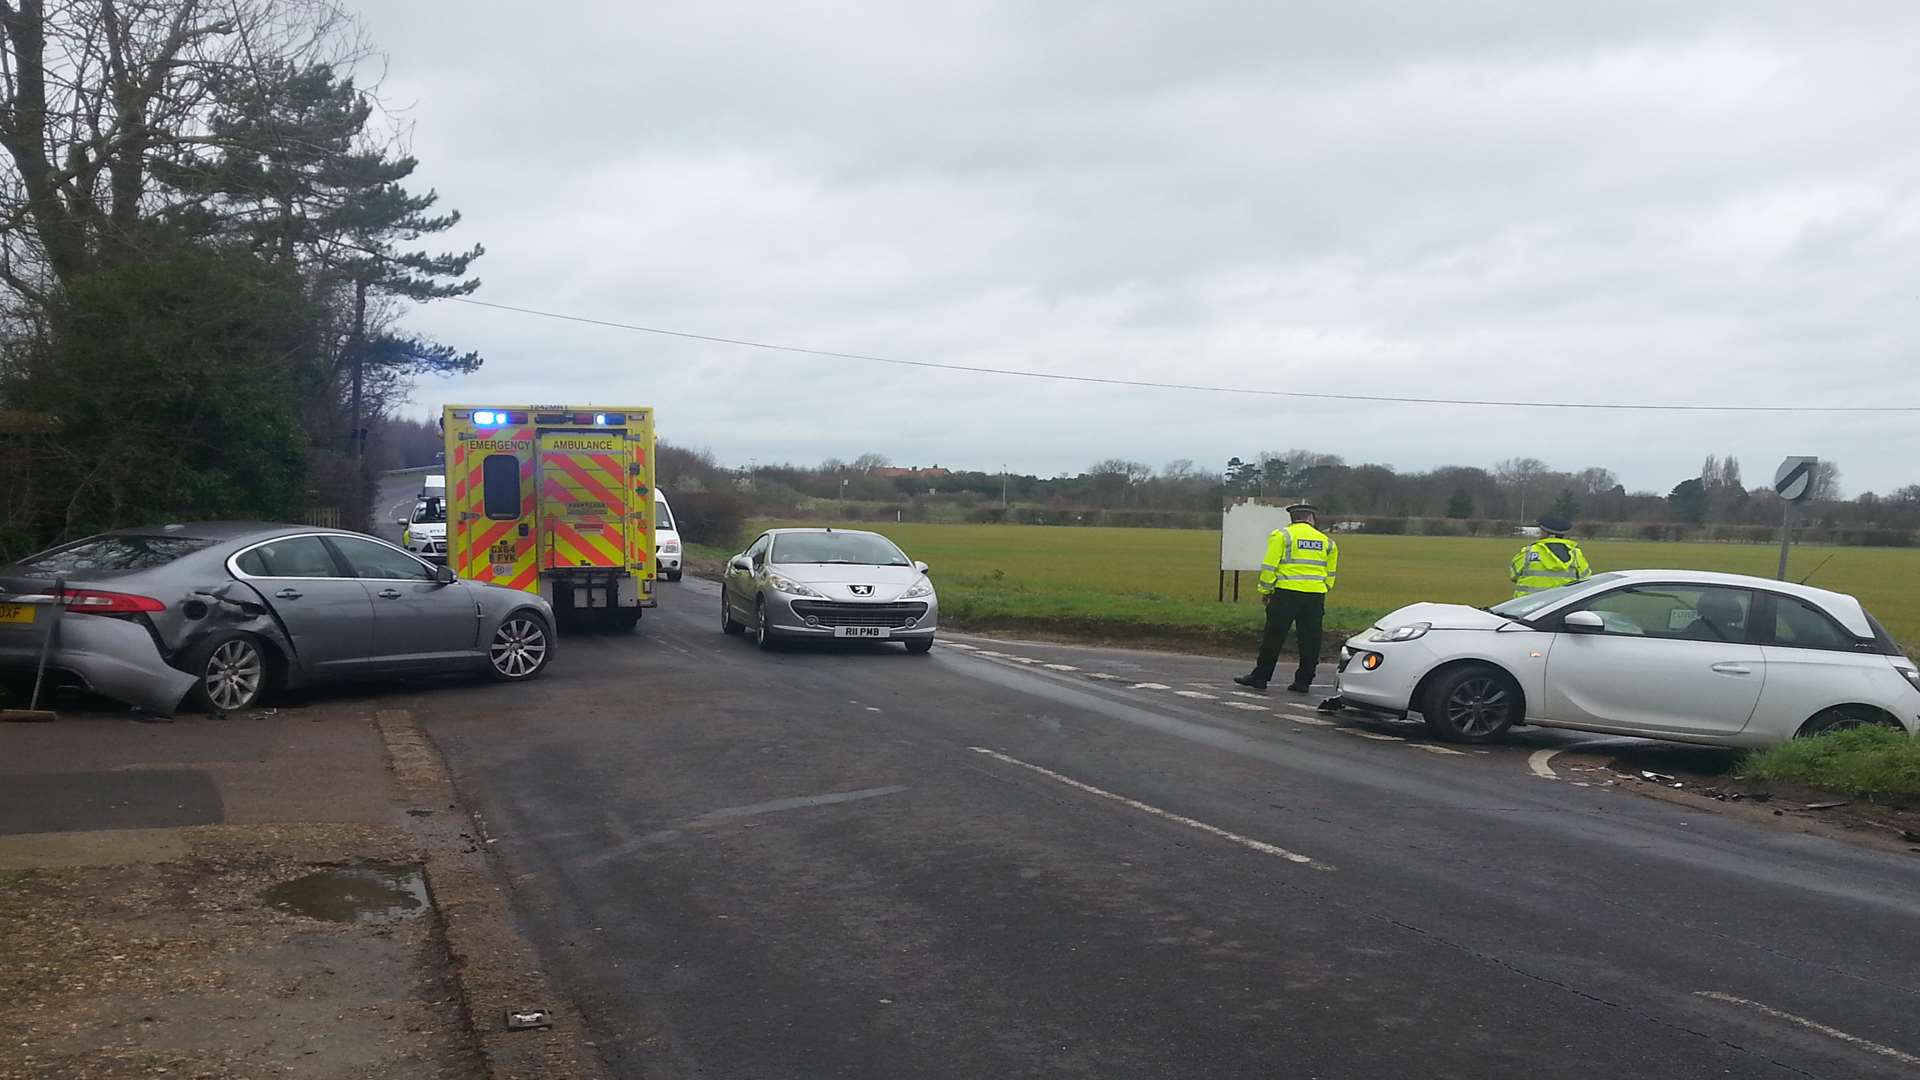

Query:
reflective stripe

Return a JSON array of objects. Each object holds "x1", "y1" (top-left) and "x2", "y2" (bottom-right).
[
  {"x1": 1260, "y1": 563, "x2": 1278, "y2": 571},
  {"x1": 1278, "y1": 555, "x2": 1328, "y2": 566}
]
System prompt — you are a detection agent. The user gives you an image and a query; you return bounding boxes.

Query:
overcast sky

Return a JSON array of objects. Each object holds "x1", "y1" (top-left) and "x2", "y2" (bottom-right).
[{"x1": 362, "y1": 1, "x2": 1920, "y2": 495}]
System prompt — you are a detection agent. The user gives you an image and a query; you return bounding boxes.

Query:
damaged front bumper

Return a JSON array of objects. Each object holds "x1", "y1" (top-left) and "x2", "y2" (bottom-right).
[{"x1": 0, "y1": 607, "x2": 197, "y2": 716}]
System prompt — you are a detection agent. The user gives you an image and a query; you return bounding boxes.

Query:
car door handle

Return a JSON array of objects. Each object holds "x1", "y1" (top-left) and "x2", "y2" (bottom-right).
[
  {"x1": 1710, "y1": 662, "x2": 1753, "y2": 675},
  {"x1": 377, "y1": 588, "x2": 402, "y2": 600},
  {"x1": 274, "y1": 588, "x2": 303, "y2": 600}
]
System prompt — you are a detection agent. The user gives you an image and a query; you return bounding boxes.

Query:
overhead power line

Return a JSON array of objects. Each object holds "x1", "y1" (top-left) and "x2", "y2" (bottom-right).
[{"x1": 450, "y1": 298, "x2": 1918, "y2": 414}]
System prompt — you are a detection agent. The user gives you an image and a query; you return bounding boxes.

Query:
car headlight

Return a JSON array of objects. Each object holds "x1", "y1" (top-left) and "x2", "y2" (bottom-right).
[
  {"x1": 659, "y1": 541, "x2": 681, "y2": 554},
  {"x1": 767, "y1": 573, "x2": 824, "y2": 598},
  {"x1": 1897, "y1": 664, "x2": 1920, "y2": 694},
  {"x1": 900, "y1": 578, "x2": 934, "y2": 599},
  {"x1": 1368, "y1": 621, "x2": 1431, "y2": 643}
]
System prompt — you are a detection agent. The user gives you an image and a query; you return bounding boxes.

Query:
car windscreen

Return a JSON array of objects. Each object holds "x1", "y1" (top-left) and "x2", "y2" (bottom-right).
[
  {"x1": 1488, "y1": 571, "x2": 1627, "y2": 620},
  {"x1": 772, "y1": 532, "x2": 909, "y2": 566},
  {"x1": 411, "y1": 498, "x2": 447, "y2": 524},
  {"x1": 656, "y1": 500, "x2": 674, "y2": 530},
  {"x1": 17, "y1": 535, "x2": 214, "y2": 574}
]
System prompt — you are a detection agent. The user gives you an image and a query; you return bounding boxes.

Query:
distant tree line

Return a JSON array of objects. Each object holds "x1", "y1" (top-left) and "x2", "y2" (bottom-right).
[
  {"x1": 0, "y1": 0, "x2": 478, "y2": 557},
  {"x1": 657, "y1": 443, "x2": 1920, "y2": 544}
]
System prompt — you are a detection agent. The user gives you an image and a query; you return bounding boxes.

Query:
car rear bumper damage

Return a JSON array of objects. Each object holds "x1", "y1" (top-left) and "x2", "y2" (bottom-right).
[{"x1": 0, "y1": 613, "x2": 197, "y2": 716}]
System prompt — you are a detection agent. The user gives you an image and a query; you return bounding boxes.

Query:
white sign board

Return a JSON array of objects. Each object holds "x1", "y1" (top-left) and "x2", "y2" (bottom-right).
[
  {"x1": 1773, "y1": 456, "x2": 1817, "y2": 502},
  {"x1": 1221, "y1": 499, "x2": 1297, "y2": 572}
]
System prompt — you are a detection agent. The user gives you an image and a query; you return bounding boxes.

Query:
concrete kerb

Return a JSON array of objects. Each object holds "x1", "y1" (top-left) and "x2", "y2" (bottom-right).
[{"x1": 374, "y1": 709, "x2": 612, "y2": 1080}]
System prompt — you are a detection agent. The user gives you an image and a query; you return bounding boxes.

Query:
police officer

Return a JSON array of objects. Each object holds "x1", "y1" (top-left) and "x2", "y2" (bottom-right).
[
  {"x1": 1510, "y1": 514, "x2": 1591, "y2": 598},
  {"x1": 1235, "y1": 502, "x2": 1338, "y2": 693}
]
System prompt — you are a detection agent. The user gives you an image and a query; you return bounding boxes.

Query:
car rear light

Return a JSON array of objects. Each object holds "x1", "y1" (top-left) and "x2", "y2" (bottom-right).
[{"x1": 62, "y1": 589, "x2": 166, "y2": 615}]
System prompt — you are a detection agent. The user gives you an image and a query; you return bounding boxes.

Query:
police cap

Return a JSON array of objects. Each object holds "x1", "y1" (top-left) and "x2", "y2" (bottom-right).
[
  {"x1": 1537, "y1": 514, "x2": 1573, "y2": 535},
  {"x1": 1286, "y1": 502, "x2": 1319, "y2": 520}
]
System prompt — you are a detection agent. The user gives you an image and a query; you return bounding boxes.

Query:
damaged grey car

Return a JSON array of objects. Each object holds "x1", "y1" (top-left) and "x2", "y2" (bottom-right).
[{"x1": 0, "y1": 523, "x2": 557, "y2": 716}]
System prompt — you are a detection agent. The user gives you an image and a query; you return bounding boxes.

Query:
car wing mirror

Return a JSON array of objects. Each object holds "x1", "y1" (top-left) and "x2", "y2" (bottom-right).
[
  {"x1": 914, "y1": 560, "x2": 929, "y2": 575},
  {"x1": 435, "y1": 565, "x2": 457, "y2": 585},
  {"x1": 729, "y1": 556, "x2": 752, "y2": 573},
  {"x1": 1562, "y1": 610, "x2": 1604, "y2": 634}
]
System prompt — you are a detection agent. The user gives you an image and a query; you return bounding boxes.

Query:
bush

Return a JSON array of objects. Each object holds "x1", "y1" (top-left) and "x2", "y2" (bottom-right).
[{"x1": 673, "y1": 491, "x2": 750, "y2": 548}]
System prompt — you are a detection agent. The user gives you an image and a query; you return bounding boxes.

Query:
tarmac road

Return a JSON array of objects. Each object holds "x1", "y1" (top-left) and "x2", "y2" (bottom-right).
[{"x1": 400, "y1": 576, "x2": 1920, "y2": 1079}]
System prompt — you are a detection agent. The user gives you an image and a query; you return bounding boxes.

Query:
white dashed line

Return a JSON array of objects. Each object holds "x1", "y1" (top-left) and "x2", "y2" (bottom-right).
[
  {"x1": 1132, "y1": 682, "x2": 1171, "y2": 690},
  {"x1": 967, "y1": 747, "x2": 1330, "y2": 869},
  {"x1": 1224, "y1": 702, "x2": 1270, "y2": 712},
  {"x1": 1043, "y1": 664, "x2": 1080, "y2": 672},
  {"x1": 1229, "y1": 690, "x2": 1268, "y2": 700},
  {"x1": 1412, "y1": 744, "x2": 1468, "y2": 756},
  {"x1": 1289, "y1": 715, "x2": 1336, "y2": 727},
  {"x1": 1693, "y1": 992, "x2": 1920, "y2": 1067},
  {"x1": 1337, "y1": 729, "x2": 1405, "y2": 742},
  {"x1": 1086, "y1": 673, "x2": 1122, "y2": 681},
  {"x1": 1009, "y1": 656, "x2": 1042, "y2": 665},
  {"x1": 942, "y1": 642, "x2": 978, "y2": 650},
  {"x1": 1174, "y1": 691, "x2": 1218, "y2": 700},
  {"x1": 974, "y1": 650, "x2": 1008, "y2": 658}
]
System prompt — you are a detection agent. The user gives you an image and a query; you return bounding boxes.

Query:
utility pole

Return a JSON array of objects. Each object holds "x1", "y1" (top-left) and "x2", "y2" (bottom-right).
[{"x1": 1002, "y1": 465, "x2": 1009, "y2": 508}]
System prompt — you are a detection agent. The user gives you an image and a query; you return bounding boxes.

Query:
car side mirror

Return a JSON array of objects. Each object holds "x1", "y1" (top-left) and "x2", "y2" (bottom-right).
[
  {"x1": 435, "y1": 565, "x2": 457, "y2": 585},
  {"x1": 394, "y1": 516, "x2": 410, "y2": 526},
  {"x1": 914, "y1": 561, "x2": 929, "y2": 575},
  {"x1": 729, "y1": 556, "x2": 752, "y2": 573},
  {"x1": 1562, "y1": 610, "x2": 1604, "y2": 634}
]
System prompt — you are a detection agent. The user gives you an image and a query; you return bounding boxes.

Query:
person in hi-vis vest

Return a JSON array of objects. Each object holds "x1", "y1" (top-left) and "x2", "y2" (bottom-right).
[
  {"x1": 1510, "y1": 515, "x2": 1591, "y2": 598},
  {"x1": 1235, "y1": 503, "x2": 1338, "y2": 693}
]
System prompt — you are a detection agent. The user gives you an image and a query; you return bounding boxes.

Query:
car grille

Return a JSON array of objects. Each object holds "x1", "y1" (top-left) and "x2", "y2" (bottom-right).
[{"x1": 789, "y1": 600, "x2": 929, "y2": 627}]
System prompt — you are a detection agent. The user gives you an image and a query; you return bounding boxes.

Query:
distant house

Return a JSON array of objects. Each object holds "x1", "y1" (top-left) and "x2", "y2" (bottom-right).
[{"x1": 869, "y1": 465, "x2": 952, "y2": 479}]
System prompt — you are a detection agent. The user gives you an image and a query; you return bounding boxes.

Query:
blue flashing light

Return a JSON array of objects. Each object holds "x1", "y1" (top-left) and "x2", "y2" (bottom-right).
[
  {"x1": 594, "y1": 413, "x2": 608, "y2": 426},
  {"x1": 474, "y1": 410, "x2": 498, "y2": 425}
]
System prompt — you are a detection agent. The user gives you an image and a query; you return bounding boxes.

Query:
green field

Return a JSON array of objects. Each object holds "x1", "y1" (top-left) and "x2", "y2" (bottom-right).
[{"x1": 717, "y1": 523, "x2": 1920, "y2": 653}]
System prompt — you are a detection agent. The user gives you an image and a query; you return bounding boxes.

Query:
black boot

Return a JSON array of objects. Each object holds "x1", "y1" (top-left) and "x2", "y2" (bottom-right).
[{"x1": 1233, "y1": 674, "x2": 1268, "y2": 691}]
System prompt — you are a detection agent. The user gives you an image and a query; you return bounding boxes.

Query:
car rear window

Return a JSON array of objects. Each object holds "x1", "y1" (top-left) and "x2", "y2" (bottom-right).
[{"x1": 19, "y1": 535, "x2": 212, "y2": 574}]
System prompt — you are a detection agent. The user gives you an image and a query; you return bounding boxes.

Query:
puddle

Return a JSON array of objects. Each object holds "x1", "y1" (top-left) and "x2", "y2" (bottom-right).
[{"x1": 260, "y1": 863, "x2": 429, "y2": 923}]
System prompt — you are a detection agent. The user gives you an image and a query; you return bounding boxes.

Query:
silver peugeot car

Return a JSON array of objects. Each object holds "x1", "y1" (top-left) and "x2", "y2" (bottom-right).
[
  {"x1": 720, "y1": 528, "x2": 938, "y2": 653},
  {"x1": 0, "y1": 523, "x2": 556, "y2": 716}
]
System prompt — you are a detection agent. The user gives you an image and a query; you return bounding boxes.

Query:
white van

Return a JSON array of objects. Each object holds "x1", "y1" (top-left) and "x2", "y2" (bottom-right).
[{"x1": 656, "y1": 488, "x2": 682, "y2": 581}]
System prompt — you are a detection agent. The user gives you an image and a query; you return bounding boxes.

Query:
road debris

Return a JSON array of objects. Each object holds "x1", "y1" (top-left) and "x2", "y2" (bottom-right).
[{"x1": 1801, "y1": 800, "x2": 1851, "y2": 811}]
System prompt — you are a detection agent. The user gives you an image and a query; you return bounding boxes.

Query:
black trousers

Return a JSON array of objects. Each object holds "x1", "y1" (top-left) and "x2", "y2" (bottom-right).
[{"x1": 1250, "y1": 589, "x2": 1325, "y2": 688}]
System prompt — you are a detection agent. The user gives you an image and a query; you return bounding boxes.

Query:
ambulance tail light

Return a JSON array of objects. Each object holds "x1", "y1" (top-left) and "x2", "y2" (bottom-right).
[{"x1": 61, "y1": 589, "x2": 166, "y2": 615}]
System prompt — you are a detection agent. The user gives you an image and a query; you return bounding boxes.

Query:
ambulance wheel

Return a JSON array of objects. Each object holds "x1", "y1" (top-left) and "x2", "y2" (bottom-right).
[
  {"x1": 721, "y1": 592, "x2": 744, "y2": 635},
  {"x1": 614, "y1": 607, "x2": 642, "y2": 631},
  {"x1": 488, "y1": 612, "x2": 552, "y2": 681},
  {"x1": 754, "y1": 597, "x2": 782, "y2": 651}
]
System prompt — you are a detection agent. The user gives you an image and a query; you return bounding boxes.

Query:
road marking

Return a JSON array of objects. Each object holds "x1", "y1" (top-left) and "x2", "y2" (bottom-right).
[
  {"x1": 942, "y1": 642, "x2": 978, "y2": 650},
  {"x1": 1224, "y1": 702, "x2": 1270, "y2": 712},
  {"x1": 1132, "y1": 682, "x2": 1171, "y2": 690},
  {"x1": 1289, "y1": 715, "x2": 1336, "y2": 727},
  {"x1": 1529, "y1": 748, "x2": 1565, "y2": 779},
  {"x1": 974, "y1": 650, "x2": 1008, "y2": 658},
  {"x1": 1174, "y1": 690, "x2": 1218, "y2": 700},
  {"x1": 967, "y1": 748, "x2": 1329, "y2": 869},
  {"x1": 1009, "y1": 656, "x2": 1042, "y2": 665},
  {"x1": 1337, "y1": 729, "x2": 1405, "y2": 742},
  {"x1": 1086, "y1": 673, "x2": 1122, "y2": 681},
  {"x1": 1693, "y1": 991, "x2": 1920, "y2": 1067},
  {"x1": 1229, "y1": 690, "x2": 1268, "y2": 700},
  {"x1": 1411, "y1": 744, "x2": 1468, "y2": 756},
  {"x1": 687, "y1": 785, "x2": 909, "y2": 828},
  {"x1": 1043, "y1": 663, "x2": 1080, "y2": 672}
]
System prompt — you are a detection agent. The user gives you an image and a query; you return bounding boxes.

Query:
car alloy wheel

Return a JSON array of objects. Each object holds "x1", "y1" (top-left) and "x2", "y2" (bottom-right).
[
  {"x1": 491, "y1": 617, "x2": 549, "y2": 679},
  {"x1": 1444, "y1": 676, "x2": 1509, "y2": 736},
  {"x1": 204, "y1": 638, "x2": 264, "y2": 712},
  {"x1": 755, "y1": 597, "x2": 778, "y2": 651},
  {"x1": 722, "y1": 590, "x2": 744, "y2": 635}
]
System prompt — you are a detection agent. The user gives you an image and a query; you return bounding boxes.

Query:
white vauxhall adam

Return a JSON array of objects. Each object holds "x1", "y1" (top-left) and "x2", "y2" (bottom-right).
[{"x1": 1334, "y1": 570, "x2": 1920, "y2": 747}]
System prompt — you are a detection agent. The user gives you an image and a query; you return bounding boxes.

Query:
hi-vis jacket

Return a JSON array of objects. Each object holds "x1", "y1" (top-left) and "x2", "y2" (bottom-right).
[
  {"x1": 1258, "y1": 523, "x2": 1339, "y2": 595},
  {"x1": 1510, "y1": 538, "x2": 1591, "y2": 597}
]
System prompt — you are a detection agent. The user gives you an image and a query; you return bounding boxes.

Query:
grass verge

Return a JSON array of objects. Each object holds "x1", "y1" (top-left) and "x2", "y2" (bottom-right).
[{"x1": 1741, "y1": 727, "x2": 1920, "y2": 802}]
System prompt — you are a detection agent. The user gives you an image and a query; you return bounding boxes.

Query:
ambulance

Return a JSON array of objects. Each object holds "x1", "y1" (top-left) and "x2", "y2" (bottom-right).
[{"x1": 441, "y1": 405, "x2": 657, "y2": 629}]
